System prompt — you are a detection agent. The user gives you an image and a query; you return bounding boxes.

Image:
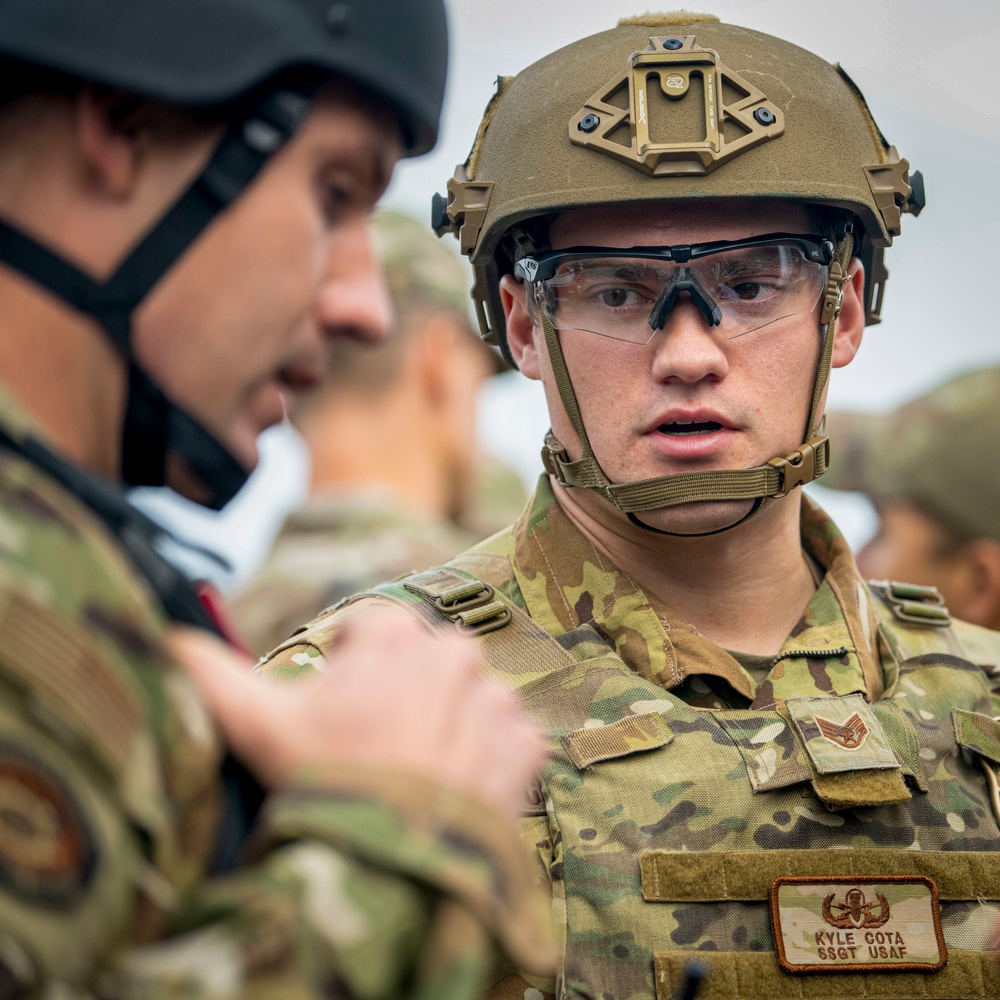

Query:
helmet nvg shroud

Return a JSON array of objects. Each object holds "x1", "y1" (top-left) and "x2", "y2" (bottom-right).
[
  {"x1": 0, "y1": 0, "x2": 448, "y2": 508},
  {"x1": 434, "y1": 13, "x2": 924, "y2": 534}
]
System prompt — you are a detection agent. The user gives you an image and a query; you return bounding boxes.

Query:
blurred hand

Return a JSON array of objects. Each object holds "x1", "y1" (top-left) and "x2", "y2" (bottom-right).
[{"x1": 167, "y1": 607, "x2": 545, "y2": 822}]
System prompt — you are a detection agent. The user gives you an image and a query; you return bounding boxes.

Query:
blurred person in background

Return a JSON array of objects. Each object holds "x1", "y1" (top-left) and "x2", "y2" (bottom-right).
[
  {"x1": 823, "y1": 366, "x2": 1000, "y2": 630},
  {"x1": 234, "y1": 209, "x2": 526, "y2": 654}
]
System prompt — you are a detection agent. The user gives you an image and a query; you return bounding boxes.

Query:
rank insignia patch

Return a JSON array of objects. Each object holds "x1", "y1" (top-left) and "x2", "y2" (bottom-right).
[
  {"x1": 0, "y1": 743, "x2": 96, "y2": 906},
  {"x1": 785, "y1": 694, "x2": 898, "y2": 774},
  {"x1": 770, "y1": 875, "x2": 946, "y2": 974},
  {"x1": 815, "y1": 711, "x2": 869, "y2": 750}
]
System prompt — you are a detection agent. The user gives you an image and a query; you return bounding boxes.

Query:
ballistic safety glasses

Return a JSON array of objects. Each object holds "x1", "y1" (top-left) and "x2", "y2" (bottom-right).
[{"x1": 514, "y1": 233, "x2": 835, "y2": 344}]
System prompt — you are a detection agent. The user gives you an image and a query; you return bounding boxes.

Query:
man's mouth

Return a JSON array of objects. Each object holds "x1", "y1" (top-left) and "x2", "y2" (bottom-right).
[{"x1": 659, "y1": 420, "x2": 723, "y2": 436}]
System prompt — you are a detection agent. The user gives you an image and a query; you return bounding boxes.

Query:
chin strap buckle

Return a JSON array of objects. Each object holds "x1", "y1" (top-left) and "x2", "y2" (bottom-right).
[
  {"x1": 767, "y1": 436, "x2": 829, "y2": 498},
  {"x1": 820, "y1": 260, "x2": 850, "y2": 327},
  {"x1": 541, "y1": 434, "x2": 570, "y2": 480}
]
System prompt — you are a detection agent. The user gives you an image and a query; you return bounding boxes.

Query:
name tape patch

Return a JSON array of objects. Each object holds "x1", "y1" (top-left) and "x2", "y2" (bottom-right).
[{"x1": 770, "y1": 875, "x2": 946, "y2": 974}]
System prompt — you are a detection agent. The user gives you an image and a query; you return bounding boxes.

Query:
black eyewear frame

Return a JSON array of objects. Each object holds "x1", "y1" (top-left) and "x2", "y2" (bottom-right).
[{"x1": 513, "y1": 232, "x2": 836, "y2": 284}]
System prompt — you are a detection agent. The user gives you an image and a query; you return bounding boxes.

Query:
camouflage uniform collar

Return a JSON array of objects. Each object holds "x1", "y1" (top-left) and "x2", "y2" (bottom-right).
[{"x1": 510, "y1": 478, "x2": 883, "y2": 709}]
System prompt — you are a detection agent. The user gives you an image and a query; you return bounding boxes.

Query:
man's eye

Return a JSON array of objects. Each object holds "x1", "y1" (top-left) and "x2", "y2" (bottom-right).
[
  {"x1": 324, "y1": 185, "x2": 349, "y2": 218},
  {"x1": 599, "y1": 287, "x2": 631, "y2": 307},
  {"x1": 721, "y1": 276, "x2": 782, "y2": 301},
  {"x1": 732, "y1": 281, "x2": 766, "y2": 300},
  {"x1": 594, "y1": 286, "x2": 646, "y2": 308}
]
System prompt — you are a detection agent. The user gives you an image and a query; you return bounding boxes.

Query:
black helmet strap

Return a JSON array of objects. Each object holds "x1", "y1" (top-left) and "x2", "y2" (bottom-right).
[{"x1": 0, "y1": 84, "x2": 316, "y2": 509}]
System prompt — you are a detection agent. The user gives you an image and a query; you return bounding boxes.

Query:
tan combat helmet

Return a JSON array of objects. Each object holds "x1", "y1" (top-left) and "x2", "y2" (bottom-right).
[{"x1": 433, "y1": 13, "x2": 924, "y2": 533}]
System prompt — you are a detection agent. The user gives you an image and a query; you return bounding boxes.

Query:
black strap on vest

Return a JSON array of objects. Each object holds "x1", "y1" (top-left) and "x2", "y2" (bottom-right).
[
  {"x1": 0, "y1": 84, "x2": 316, "y2": 510},
  {"x1": 0, "y1": 428, "x2": 262, "y2": 872}
]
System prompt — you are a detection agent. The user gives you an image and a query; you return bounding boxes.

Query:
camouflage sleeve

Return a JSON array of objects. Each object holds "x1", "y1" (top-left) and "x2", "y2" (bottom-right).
[
  {"x1": 0, "y1": 465, "x2": 555, "y2": 997},
  {"x1": 485, "y1": 813, "x2": 558, "y2": 1000},
  {"x1": 0, "y1": 590, "x2": 554, "y2": 998},
  {"x1": 107, "y1": 767, "x2": 556, "y2": 999}
]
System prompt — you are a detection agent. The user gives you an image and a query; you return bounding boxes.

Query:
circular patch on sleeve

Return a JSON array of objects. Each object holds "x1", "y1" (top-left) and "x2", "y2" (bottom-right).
[{"x1": 0, "y1": 743, "x2": 97, "y2": 906}]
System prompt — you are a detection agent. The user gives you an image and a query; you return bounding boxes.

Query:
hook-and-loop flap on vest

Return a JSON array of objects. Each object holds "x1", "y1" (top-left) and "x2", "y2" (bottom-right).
[{"x1": 563, "y1": 713, "x2": 674, "y2": 769}]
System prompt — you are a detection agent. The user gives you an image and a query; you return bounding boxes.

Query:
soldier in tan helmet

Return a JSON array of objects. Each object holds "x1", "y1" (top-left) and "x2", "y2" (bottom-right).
[{"x1": 262, "y1": 12, "x2": 1000, "y2": 999}]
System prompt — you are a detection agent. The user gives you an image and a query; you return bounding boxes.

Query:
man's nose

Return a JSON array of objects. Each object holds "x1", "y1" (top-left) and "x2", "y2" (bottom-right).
[
  {"x1": 315, "y1": 217, "x2": 393, "y2": 344},
  {"x1": 648, "y1": 292, "x2": 730, "y2": 384}
]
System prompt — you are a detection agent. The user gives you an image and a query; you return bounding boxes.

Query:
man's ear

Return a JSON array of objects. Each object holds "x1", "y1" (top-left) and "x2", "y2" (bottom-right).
[
  {"x1": 499, "y1": 273, "x2": 540, "y2": 379},
  {"x1": 415, "y1": 313, "x2": 464, "y2": 409},
  {"x1": 951, "y1": 538, "x2": 1000, "y2": 631},
  {"x1": 75, "y1": 86, "x2": 146, "y2": 199},
  {"x1": 831, "y1": 257, "x2": 865, "y2": 369}
]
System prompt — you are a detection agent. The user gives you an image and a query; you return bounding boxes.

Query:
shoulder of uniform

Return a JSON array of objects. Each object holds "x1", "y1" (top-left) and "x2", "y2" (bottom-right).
[
  {"x1": 258, "y1": 593, "x2": 405, "y2": 677},
  {"x1": 258, "y1": 543, "x2": 525, "y2": 678},
  {"x1": 947, "y1": 617, "x2": 1000, "y2": 671},
  {"x1": 867, "y1": 577, "x2": 1000, "y2": 675},
  {"x1": 867, "y1": 579, "x2": 953, "y2": 629},
  {"x1": 0, "y1": 449, "x2": 163, "y2": 627}
]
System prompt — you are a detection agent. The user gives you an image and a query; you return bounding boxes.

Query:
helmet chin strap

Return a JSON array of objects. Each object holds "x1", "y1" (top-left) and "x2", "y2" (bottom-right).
[
  {"x1": 0, "y1": 84, "x2": 316, "y2": 510},
  {"x1": 539, "y1": 232, "x2": 854, "y2": 537}
]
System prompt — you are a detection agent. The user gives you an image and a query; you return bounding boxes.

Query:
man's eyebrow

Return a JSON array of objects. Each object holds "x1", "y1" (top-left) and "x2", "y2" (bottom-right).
[
  {"x1": 712, "y1": 247, "x2": 796, "y2": 272},
  {"x1": 615, "y1": 262, "x2": 663, "y2": 281},
  {"x1": 569, "y1": 259, "x2": 664, "y2": 281}
]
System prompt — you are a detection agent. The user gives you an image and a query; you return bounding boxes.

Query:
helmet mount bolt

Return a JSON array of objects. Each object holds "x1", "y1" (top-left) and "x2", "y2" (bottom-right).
[
  {"x1": 663, "y1": 38, "x2": 684, "y2": 50},
  {"x1": 579, "y1": 113, "x2": 601, "y2": 133},
  {"x1": 325, "y1": 3, "x2": 355, "y2": 35},
  {"x1": 753, "y1": 106, "x2": 776, "y2": 126}
]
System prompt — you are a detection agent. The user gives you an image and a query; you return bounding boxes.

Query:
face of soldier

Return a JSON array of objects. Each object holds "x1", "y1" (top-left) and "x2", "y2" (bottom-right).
[
  {"x1": 134, "y1": 84, "x2": 401, "y2": 473},
  {"x1": 504, "y1": 199, "x2": 865, "y2": 535},
  {"x1": 858, "y1": 500, "x2": 1000, "y2": 630},
  {"x1": 858, "y1": 500, "x2": 961, "y2": 588}
]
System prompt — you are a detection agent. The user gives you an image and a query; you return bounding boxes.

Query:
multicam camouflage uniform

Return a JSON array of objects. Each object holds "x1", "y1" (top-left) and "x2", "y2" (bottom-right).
[
  {"x1": 264, "y1": 476, "x2": 1000, "y2": 1000},
  {"x1": 232, "y1": 489, "x2": 488, "y2": 656},
  {"x1": 0, "y1": 383, "x2": 553, "y2": 997}
]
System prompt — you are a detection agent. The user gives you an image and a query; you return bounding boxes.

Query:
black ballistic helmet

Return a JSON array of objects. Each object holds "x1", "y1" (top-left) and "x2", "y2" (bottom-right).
[{"x1": 0, "y1": 0, "x2": 449, "y2": 507}]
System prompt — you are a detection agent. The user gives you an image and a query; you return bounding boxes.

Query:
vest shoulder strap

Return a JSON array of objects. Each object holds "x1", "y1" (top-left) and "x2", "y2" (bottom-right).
[{"x1": 346, "y1": 555, "x2": 579, "y2": 697}]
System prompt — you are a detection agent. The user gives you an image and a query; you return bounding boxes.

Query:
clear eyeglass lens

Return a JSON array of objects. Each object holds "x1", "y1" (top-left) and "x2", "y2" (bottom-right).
[{"x1": 536, "y1": 243, "x2": 828, "y2": 344}]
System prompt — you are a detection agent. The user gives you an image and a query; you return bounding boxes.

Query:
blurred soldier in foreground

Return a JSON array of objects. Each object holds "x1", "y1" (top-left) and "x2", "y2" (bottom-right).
[
  {"x1": 234, "y1": 210, "x2": 525, "y2": 655},
  {"x1": 262, "y1": 12, "x2": 1000, "y2": 999},
  {"x1": 0, "y1": 0, "x2": 553, "y2": 995},
  {"x1": 823, "y1": 367, "x2": 1000, "y2": 630}
]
